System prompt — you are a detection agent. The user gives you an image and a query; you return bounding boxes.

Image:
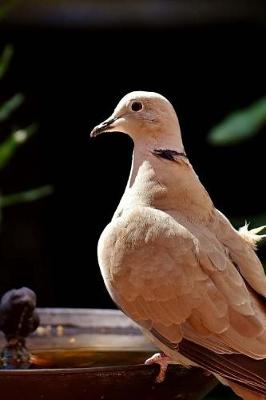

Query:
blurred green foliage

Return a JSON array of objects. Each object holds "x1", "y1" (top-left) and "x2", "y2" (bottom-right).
[
  {"x1": 0, "y1": 0, "x2": 19, "y2": 22},
  {"x1": 0, "y1": 123, "x2": 37, "y2": 170},
  {"x1": 0, "y1": 185, "x2": 53, "y2": 208},
  {"x1": 0, "y1": 44, "x2": 13, "y2": 79},
  {"x1": 0, "y1": 93, "x2": 24, "y2": 122},
  {"x1": 207, "y1": 97, "x2": 266, "y2": 146},
  {"x1": 0, "y1": 44, "x2": 52, "y2": 215}
]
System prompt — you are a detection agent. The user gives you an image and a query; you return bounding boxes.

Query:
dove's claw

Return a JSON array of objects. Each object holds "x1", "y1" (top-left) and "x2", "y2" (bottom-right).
[{"x1": 145, "y1": 352, "x2": 171, "y2": 383}]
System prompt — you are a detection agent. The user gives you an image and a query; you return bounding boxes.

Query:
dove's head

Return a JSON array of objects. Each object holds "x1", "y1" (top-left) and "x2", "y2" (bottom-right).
[{"x1": 91, "y1": 91, "x2": 184, "y2": 150}]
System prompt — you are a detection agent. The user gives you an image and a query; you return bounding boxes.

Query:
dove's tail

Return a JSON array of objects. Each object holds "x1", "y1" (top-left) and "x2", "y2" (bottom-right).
[
  {"x1": 238, "y1": 223, "x2": 266, "y2": 249},
  {"x1": 178, "y1": 340, "x2": 266, "y2": 397},
  {"x1": 228, "y1": 381, "x2": 266, "y2": 400}
]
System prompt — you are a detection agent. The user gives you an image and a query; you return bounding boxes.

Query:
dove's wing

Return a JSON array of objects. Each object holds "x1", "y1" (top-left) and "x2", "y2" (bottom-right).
[{"x1": 98, "y1": 206, "x2": 266, "y2": 394}]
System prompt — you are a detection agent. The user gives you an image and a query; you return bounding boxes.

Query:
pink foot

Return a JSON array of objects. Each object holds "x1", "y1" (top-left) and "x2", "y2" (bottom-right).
[{"x1": 145, "y1": 352, "x2": 171, "y2": 383}]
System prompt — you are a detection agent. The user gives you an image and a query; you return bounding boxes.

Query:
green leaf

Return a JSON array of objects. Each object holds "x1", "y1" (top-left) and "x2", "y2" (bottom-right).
[
  {"x1": 0, "y1": 44, "x2": 13, "y2": 80},
  {"x1": 0, "y1": 185, "x2": 53, "y2": 208},
  {"x1": 0, "y1": 124, "x2": 38, "y2": 170},
  {"x1": 207, "y1": 97, "x2": 266, "y2": 146},
  {"x1": 0, "y1": 93, "x2": 25, "y2": 122}
]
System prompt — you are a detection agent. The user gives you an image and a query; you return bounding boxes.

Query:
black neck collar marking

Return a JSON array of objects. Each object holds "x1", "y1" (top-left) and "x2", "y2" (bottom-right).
[{"x1": 152, "y1": 149, "x2": 188, "y2": 162}]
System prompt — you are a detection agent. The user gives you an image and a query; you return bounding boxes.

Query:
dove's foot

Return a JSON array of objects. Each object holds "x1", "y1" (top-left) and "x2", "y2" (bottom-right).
[{"x1": 145, "y1": 352, "x2": 171, "y2": 383}]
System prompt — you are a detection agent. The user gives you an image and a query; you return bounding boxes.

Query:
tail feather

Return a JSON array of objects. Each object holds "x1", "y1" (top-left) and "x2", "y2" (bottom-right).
[
  {"x1": 228, "y1": 380, "x2": 266, "y2": 400},
  {"x1": 178, "y1": 339, "x2": 266, "y2": 396},
  {"x1": 239, "y1": 223, "x2": 266, "y2": 249}
]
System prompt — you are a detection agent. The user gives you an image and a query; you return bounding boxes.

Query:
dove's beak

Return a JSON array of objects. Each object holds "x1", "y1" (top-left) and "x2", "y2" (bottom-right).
[{"x1": 90, "y1": 116, "x2": 118, "y2": 138}]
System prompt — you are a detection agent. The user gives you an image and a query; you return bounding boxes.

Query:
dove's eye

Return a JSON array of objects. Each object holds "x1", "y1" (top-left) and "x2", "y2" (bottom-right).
[{"x1": 131, "y1": 101, "x2": 143, "y2": 112}]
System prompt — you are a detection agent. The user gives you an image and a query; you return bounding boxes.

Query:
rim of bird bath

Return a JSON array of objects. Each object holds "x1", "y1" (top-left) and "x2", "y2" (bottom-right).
[{"x1": 0, "y1": 308, "x2": 218, "y2": 400}]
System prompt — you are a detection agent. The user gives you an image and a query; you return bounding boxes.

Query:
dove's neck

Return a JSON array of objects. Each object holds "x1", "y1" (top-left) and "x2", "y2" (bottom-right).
[{"x1": 114, "y1": 138, "x2": 213, "y2": 223}]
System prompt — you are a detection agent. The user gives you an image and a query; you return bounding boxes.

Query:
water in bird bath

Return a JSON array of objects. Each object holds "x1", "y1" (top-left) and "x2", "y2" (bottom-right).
[{"x1": 31, "y1": 348, "x2": 153, "y2": 369}]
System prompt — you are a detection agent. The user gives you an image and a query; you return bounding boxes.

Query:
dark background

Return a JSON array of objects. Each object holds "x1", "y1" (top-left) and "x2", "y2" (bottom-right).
[{"x1": 0, "y1": 0, "x2": 266, "y2": 308}]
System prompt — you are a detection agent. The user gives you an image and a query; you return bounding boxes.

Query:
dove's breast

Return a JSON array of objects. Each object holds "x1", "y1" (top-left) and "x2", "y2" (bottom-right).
[
  {"x1": 97, "y1": 207, "x2": 159, "y2": 292},
  {"x1": 96, "y1": 205, "x2": 198, "y2": 315},
  {"x1": 97, "y1": 209, "x2": 142, "y2": 303}
]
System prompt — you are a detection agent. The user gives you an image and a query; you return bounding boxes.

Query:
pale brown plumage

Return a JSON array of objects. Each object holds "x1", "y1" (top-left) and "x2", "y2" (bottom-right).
[{"x1": 91, "y1": 91, "x2": 266, "y2": 399}]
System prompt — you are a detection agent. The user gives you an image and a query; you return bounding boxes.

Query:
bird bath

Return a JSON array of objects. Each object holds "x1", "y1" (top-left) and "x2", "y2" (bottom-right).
[{"x1": 0, "y1": 308, "x2": 217, "y2": 400}]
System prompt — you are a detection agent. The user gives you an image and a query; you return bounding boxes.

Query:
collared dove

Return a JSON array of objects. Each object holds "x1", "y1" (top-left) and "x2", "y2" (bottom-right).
[{"x1": 91, "y1": 91, "x2": 266, "y2": 400}]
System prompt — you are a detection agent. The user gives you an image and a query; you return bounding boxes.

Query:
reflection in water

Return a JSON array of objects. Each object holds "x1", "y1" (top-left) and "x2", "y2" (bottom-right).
[{"x1": 31, "y1": 348, "x2": 152, "y2": 369}]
